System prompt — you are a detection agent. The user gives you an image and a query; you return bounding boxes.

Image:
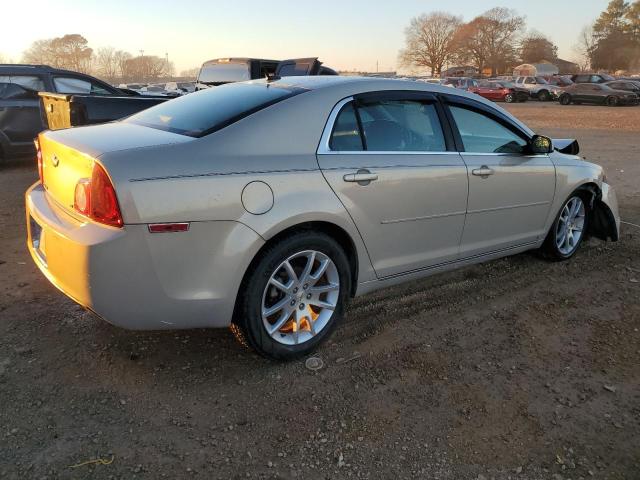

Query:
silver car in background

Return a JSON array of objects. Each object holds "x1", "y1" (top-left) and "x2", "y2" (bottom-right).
[{"x1": 26, "y1": 77, "x2": 620, "y2": 360}]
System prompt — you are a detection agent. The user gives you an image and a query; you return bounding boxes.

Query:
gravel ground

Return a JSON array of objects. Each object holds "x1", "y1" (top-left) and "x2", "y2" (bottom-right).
[{"x1": 0, "y1": 103, "x2": 639, "y2": 480}]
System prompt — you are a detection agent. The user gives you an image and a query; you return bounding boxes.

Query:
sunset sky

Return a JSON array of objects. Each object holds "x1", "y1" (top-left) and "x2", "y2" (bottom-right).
[{"x1": 1, "y1": 0, "x2": 608, "y2": 73}]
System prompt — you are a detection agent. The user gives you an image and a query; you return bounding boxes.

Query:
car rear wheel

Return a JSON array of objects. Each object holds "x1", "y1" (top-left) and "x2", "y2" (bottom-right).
[
  {"x1": 232, "y1": 231, "x2": 351, "y2": 360},
  {"x1": 606, "y1": 96, "x2": 619, "y2": 107},
  {"x1": 504, "y1": 93, "x2": 515, "y2": 103},
  {"x1": 538, "y1": 90, "x2": 550, "y2": 101},
  {"x1": 559, "y1": 93, "x2": 572, "y2": 105},
  {"x1": 541, "y1": 193, "x2": 590, "y2": 261}
]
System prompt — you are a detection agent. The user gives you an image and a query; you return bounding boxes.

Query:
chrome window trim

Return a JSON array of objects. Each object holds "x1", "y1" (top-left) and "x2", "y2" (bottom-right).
[{"x1": 317, "y1": 96, "x2": 455, "y2": 156}]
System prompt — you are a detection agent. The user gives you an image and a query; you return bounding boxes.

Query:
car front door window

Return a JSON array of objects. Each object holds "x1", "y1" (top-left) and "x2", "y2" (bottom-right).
[
  {"x1": 449, "y1": 106, "x2": 528, "y2": 154},
  {"x1": 54, "y1": 77, "x2": 112, "y2": 95}
]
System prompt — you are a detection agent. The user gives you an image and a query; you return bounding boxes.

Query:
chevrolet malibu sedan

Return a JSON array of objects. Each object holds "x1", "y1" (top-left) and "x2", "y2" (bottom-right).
[{"x1": 26, "y1": 76, "x2": 620, "y2": 360}]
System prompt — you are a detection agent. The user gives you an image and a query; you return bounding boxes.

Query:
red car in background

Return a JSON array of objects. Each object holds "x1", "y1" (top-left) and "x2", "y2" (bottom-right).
[{"x1": 468, "y1": 80, "x2": 529, "y2": 103}]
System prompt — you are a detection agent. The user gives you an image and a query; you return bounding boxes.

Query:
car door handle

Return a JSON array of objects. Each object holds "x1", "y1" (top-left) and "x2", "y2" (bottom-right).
[
  {"x1": 472, "y1": 166, "x2": 495, "y2": 177},
  {"x1": 343, "y1": 170, "x2": 378, "y2": 184}
]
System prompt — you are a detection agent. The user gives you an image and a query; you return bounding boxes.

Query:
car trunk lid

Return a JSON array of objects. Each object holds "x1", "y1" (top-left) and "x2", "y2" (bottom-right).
[{"x1": 38, "y1": 122, "x2": 192, "y2": 212}]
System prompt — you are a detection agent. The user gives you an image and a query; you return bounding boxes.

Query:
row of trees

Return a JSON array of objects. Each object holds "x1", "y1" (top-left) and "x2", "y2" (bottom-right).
[
  {"x1": 401, "y1": 2, "x2": 640, "y2": 77},
  {"x1": 399, "y1": 8, "x2": 555, "y2": 76},
  {"x1": 20, "y1": 34, "x2": 180, "y2": 83}
]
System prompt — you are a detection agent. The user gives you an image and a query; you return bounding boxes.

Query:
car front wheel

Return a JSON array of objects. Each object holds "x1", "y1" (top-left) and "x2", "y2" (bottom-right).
[
  {"x1": 606, "y1": 96, "x2": 619, "y2": 107},
  {"x1": 538, "y1": 90, "x2": 550, "y2": 101},
  {"x1": 541, "y1": 193, "x2": 590, "y2": 260},
  {"x1": 559, "y1": 93, "x2": 572, "y2": 105},
  {"x1": 232, "y1": 231, "x2": 351, "y2": 360}
]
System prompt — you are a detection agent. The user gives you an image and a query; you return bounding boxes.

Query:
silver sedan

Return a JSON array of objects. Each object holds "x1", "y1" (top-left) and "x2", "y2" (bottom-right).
[{"x1": 26, "y1": 76, "x2": 620, "y2": 359}]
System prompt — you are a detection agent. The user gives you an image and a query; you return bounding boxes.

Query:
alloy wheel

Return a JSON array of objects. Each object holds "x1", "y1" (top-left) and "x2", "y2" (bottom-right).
[
  {"x1": 261, "y1": 250, "x2": 340, "y2": 346},
  {"x1": 556, "y1": 196, "x2": 586, "y2": 256}
]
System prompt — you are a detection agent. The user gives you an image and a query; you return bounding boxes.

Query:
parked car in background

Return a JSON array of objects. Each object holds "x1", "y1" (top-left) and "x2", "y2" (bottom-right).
[
  {"x1": 468, "y1": 80, "x2": 528, "y2": 103},
  {"x1": 514, "y1": 76, "x2": 563, "y2": 101},
  {"x1": 165, "y1": 81, "x2": 196, "y2": 94},
  {"x1": 139, "y1": 84, "x2": 180, "y2": 97},
  {"x1": 1, "y1": 64, "x2": 134, "y2": 160},
  {"x1": 570, "y1": 73, "x2": 615, "y2": 84},
  {"x1": 118, "y1": 83, "x2": 147, "y2": 92},
  {"x1": 195, "y1": 57, "x2": 337, "y2": 90},
  {"x1": 603, "y1": 80, "x2": 640, "y2": 96},
  {"x1": 26, "y1": 77, "x2": 619, "y2": 359},
  {"x1": 442, "y1": 77, "x2": 478, "y2": 91},
  {"x1": 542, "y1": 76, "x2": 574, "y2": 87},
  {"x1": 559, "y1": 83, "x2": 639, "y2": 106}
]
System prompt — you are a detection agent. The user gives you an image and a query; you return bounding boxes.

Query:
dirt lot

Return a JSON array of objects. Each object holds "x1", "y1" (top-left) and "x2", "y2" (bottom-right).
[{"x1": 0, "y1": 103, "x2": 639, "y2": 480}]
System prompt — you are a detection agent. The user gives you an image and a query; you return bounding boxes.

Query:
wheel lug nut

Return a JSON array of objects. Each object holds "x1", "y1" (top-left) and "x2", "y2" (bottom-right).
[
  {"x1": 299, "y1": 303, "x2": 305, "y2": 310},
  {"x1": 307, "y1": 293, "x2": 312, "y2": 299},
  {"x1": 293, "y1": 287, "x2": 298, "y2": 293},
  {"x1": 303, "y1": 284, "x2": 308, "y2": 290},
  {"x1": 290, "y1": 300, "x2": 296, "y2": 306}
]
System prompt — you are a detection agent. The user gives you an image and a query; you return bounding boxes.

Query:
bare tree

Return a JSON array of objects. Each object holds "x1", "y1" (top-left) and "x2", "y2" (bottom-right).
[
  {"x1": 22, "y1": 39, "x2": 56, "y2": 65},
  {"x1": 399, "y1": 12, "x2": 462, "y2": 76},
  {"x1": 122, "y1": 55, "x2": 172, "y2": 82},
  {"x1": 22, "y1": 34, "x2": 93, "y2": 72},
  {"x1": 573, "y1": 24, "x2": 595, "y2": 71},
  {"x1": 113, "y1": 50, "x2": 132, "y2": 81},
  {"x1": 95, "y1": 47, "x2": 119, "y2": 82},
  {"x1": 180, "y1": 67, "x2": 200, "y2": 78},
  {"x1": 456, "y1": 8, "x2": 525, "y2": 76}
]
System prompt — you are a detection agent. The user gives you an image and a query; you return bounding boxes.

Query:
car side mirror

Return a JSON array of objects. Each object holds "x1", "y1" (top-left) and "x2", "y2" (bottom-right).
[{"x1": 530, "y1": 135, "x2": 553, "y2": 154}]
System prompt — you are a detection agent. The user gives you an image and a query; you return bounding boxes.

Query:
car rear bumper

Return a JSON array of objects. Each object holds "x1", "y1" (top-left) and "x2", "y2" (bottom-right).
[{"x1": 26, "y1": 182, "x2": 265, "y2": 330}]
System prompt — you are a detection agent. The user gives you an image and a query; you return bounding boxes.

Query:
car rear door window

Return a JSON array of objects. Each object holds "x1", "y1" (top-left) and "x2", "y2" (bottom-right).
[
  {"x1": 0, "y1": 83, "x2": 37, "y2": 100},
  {"x1": 449, "y1": 106, "x2": 528, "y2": 154},
  {"x1": 329, "y1": 103, "x2": 363, "y2": 151},
  {"x1": 0, "y1": 75, "x2": 45, "y2": 91},
  {"x1": 356, "y1": 100, "x2": 446, "y2": 152}
]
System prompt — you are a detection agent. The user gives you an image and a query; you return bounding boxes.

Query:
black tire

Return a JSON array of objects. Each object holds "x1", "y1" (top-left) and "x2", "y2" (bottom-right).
[
  {"x1": 541, "y1": 191, "x2": 591, "y2": 261},
  {"x1": 606, "y1": 96, "x2": 619, "y2": 107},
  {"x1": 559, "y1": 93, "x2": 572, "y2": 106},
  {"x1": 538, "y1": 90, "x2": 550, "y2": 102},
  {"x1": 504, "y1": 93, "x2": 515, "y2": 103},
  {"x1": 232, "y1": 230, "x2": 351, "y2": 360}
]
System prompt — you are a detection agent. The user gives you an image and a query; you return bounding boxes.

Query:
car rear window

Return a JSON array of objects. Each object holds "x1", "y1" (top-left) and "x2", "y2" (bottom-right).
[
  {"x1": 124, "y1": 82, "x2": 305, "y2": 137},
  {"x1": 198, "y1": 62, "x2": 251, "y2": 84}
]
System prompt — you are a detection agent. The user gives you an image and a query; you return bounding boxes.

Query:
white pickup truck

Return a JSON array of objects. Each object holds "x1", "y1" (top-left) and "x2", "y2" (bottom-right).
[{"x1": 514, "y1": 76, "x2": 563, "y2": 101}]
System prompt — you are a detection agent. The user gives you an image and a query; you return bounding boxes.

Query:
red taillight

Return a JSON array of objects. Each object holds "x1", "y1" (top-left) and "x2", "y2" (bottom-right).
[
  {"x1": 35, "y1": 138, "x2": 43, "y2": 185},
  {"x1": 73, "y1": 163, "x2": 123, "y2": 228}
]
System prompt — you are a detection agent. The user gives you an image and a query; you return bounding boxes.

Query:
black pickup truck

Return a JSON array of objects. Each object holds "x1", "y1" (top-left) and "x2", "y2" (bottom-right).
[{"x1": 0, "y1": 64, "x2": 167, "y2": 160}]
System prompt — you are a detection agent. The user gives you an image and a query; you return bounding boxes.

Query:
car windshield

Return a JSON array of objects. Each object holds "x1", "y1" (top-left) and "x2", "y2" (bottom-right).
[
  {"x1": 494, "y1": 81, "x2": 515, "y2": 88},
  {"x1": 535, "y1": 77, "x2": 549, "y2": 84},
  {"x1": 124, "y1": 82, "x2": 305, "y2": 137},
  {"x1": 198, "y1": 62, "x2": 251, "y2": 84}
]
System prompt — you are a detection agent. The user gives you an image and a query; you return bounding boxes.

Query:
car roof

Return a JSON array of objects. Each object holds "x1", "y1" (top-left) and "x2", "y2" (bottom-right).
[
  {"x1": 256, "y1": 75, "x2": 479, "y2": 98},
  {"x1": 0, "y1": 64, "x2": 93, "y2": 76}
]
